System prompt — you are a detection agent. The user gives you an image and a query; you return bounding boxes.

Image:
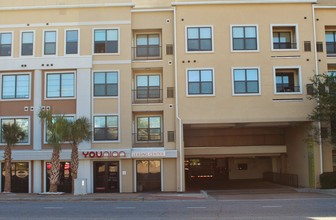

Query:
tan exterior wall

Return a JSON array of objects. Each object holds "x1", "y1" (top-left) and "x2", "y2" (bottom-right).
[
  {"x1": 163, "y1": 158, "x2": 177, "y2": 191},
  {"x1": 121, "y1": 159, "x2": 134, "y2": 192}
]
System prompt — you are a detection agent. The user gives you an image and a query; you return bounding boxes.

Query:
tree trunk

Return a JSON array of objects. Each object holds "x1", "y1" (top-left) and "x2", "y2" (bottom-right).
[
  {"x1": 3, "y1": 145, "x2": 12, "y2": 193},
  {"x1": 70, "y1": 144, "x2": 79, "y2": 193},
  {"x1": 49, "y1": 148, "x2": 60, "y2": 193}
]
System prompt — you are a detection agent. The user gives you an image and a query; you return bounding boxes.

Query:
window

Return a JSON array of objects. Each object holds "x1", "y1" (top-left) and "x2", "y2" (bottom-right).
[
  {"x1": 0, "y1": 32, "x2": 12, "y2": 57},
  {"x1": 44, "y1": 31, "x2": 57, "y2": 55},
  {"x1": 136, "y1": 75, "x2": 160, "y2": 99},
  {"x1": 46, "y1": 116, "x2": 74, "y2": 143},
  {"x1": 187, "y1": 27, "x2": 212, "y2": 52},
  {"x1": 1, "y1": 118, "x2": 29, "y2": 144},
  {"x1": 274, "y1": 68, "x2": 301, "y2": 93},
  {"x1": 233, "y1": 68, "x2": 259, "y2": 94},
  {"x1": 137, "y1": 116, "x2": 161, "y2": 142},
  {"x1": 232, "y1": 26, "x2": 257, "y2": 51},
  {"x1": 94, "y1": 72, "x2": 118, "y2": 97},
  {"x1": 21, "y1": 31, "x2": 34, "y2": 56},
  {"x1": 94, "y1": 116, "x2": 118, "y2": 141},
  {"x1": 2, "y1": 74, "x2": 30, "y2": 99},
  {"x1": 187, "y1": 69, "x2": 213, "y2": 95},
  {"x1": 94, "y1": 29, "x2": 118, "y2": 54},
  {"x1": 333, "y1": 150, "x2": 336, "y2": 171},
  {"x1": 46, "y1": 72, "x2": 75, "y2": 98},
  {"x1": 272, "y1": 25, "x2": 297, "y2": 50},
  {"x1": 65, "y1": 30, "x2": 78, "y2": 55},
  {"x1": 135, "y1": 34, "x2": 160, "y2": 58},
  {"x1": 326, "y1": 31, "x2": 336, "y2": 57}
]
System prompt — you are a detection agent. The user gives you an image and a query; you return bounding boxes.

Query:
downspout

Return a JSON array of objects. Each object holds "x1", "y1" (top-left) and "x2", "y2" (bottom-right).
[
  {"x1": 312, "y1": 4, "x2": 323, "y2": 174},
  {"x1": 173, "y1": 6, "x2": 184, "y2": 192}
]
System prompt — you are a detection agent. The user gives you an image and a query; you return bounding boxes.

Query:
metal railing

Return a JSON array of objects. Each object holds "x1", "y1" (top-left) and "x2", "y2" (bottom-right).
[
  {"x1": 263, "y1": 172, "x2": 298, "y2": 187},
  {"x1": 132, "y1": 89, "x2": 163, "y2": 104},
  {"x1": 132, "y1": 132, "x2": 164, "y2": 147},
  {"x1": 326, "y1": 42, "x2": 336, "y2": 57},
  {"x1": 273, "y1": 42, "x2": 297, "y2": 49},
  {"x1": 276, "y1": 85, "x2": 300, "y2": 93},
  {"x1": 132, "y1": 46, "x2": 162, "y2": 60}
]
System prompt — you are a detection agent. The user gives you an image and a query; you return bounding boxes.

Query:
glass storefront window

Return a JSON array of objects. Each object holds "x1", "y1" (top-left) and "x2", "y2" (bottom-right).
[
  {"x1": 46, "y1": 162, "x2": 72, "y2": 193},
  {"x1": 136, "y1": 160, "x2": 161, "y2": 192},
  {"x1": 1, "y1": 162, "x2": 29, "y2": 193}
]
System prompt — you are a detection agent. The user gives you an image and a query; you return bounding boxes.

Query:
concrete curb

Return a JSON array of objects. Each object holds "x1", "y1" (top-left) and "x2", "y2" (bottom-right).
[{"x1": 295, "y1": 188, "x2": 336, "y2": 196}]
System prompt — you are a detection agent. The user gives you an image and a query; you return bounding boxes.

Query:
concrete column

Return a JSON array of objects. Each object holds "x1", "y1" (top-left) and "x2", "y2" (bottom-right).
[
  {"x1": 76, "y1": 68, "x2": 91, "y2": 150},
  {"x1": 33, "y1": 161, "x2": 42, "y2": 193},
  {"x1": 33, "y1": 70, "x2": 42, "y2": 150},
  {"x1": 77, "y1": 160, "x2": 92, "y2": 193},
  {"x1": 272, "y1": 156, "x2": 280, "y2": 173}
]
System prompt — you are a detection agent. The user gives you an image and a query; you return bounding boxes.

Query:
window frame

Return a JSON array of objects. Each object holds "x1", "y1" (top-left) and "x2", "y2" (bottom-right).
[
  {"x1": 43, "y1": 30, "x2": 58, "y2": 56},
  {"x1": 135, "y1": 33, "x2": 161, "y2": 58},
  {"x1": 64, "y1": 29, "x2": 80, "y2": 56},
  {"x1": 270, "y1": 24, "x2": 299, "y2": 51},
  {"x1": 45, "y1": 71, "x2": 76, "y2": 100},
  {"x1": 135, "y1": 74, "x2": 161, "y2": 100},
  {"x1": 231, "y1": 67, "x2": 261, "y2": 96},
  {"x1": 186, "y1": 68, "x2": 215, "y2": 97},
  {"x1": 231, "y1": 25, "x2": 259, "y2": 52},
  {"x1": 1, "y1": 72, "x2": 31, "y2": 100},
  {"x1": 92, "y1": 28, "x2": 120, "y2": 55},
  {"x1": 93, "y1": 71, "x2": 119, "y2": 98},
  {"x1": 0, "y1": 31, "x2": 13, "y2": 58},
  {"x1": 326, "y1": 30, "x2": 336, "y2": 57},
  {"x1": 273, "y1": 66, "x2": 302, "y2": 95},
  {"x1": 185, "y1": 25, "x2": 214, "y2": 53},
  {"x1": 92, "y1": 115, "x2": 119, "y2": 142},
  {"x1": 0, "y1": 116, "x2": 30, "y2": 145},
  {"x1": 20, "y1": 30, "x2": 35, "y2": 57},
  {"x1": 136, "y1": 115, "x2": 162, "y2": 142}
]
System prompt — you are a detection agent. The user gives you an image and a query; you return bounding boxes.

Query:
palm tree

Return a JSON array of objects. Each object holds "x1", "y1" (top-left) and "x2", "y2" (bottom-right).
[
  {"x1": 39, "y1": 109, "x2": 68, "y2": 192},
  {"x1": 64, "y1": 117, "x2": 91, "y2": 193},
  {"x1": 1, "y1": 123, "x2": 25, "y2": 193}
]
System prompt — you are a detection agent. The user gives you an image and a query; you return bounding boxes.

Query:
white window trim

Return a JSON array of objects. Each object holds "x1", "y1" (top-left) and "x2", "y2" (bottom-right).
[
  {"x1": 43, "y1": 114, "x2": 76, "y2": 144},
  {"x1": 270, "y1": 24, "x2": 299, "y2": 51},
  {"x1": 64, "y1": 28, "x2": 80, "y2": 56},
  {"x1": 92, "y1": 28, "x2": 120, "y2": 56},
  {"x1": 0, "y1": 31, "x2": 14, "y2": 58},
  {"x1": 92, "y1": 114, "x2": 120, "y2": 143},
  {"x1": 92, "y1": 70, "x2": 120, "y2": 99},
  {"x1": 0, "y1": 116, "x2": 31, "y2": 146},
  {"x1": 44, "y1": 70, "x2": 77, "y2": 100},
  {"x1": 185, "y1": 25, "x2": 214, "y2": 54},
  {"x1": 19, "y1": 30, "x2": 35, "y2": 57},
  {"x1": 186, "y1": 68, "x2": 215, "y2": 97},
  {"x1": 231, "y1": 67, "x2": 261, "y2": 96},
  {"x1": 273, "y1": 66, "x2": 302, "y2": 95},
  {"x1": 42, "y1": 29, "x2": 58, "y2": 57},
  {"x1": 0, "y1": 72, "x2": 32, "y2": 101},
  {"x1": 230, "y1": 24, "x2": 259, "y2": 53}
]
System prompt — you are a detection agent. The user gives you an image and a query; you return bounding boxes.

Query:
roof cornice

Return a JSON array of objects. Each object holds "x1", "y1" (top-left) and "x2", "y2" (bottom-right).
[{"x1": 172, "y1": 0, "x2": 317, "y2": 6}]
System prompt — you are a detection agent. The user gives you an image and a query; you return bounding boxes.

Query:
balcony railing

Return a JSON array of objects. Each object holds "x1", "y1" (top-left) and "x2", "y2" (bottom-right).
[
  {"x1": 132, "y1": 45, "x2": 162, "y2": 60},
  {"x1": 132, "y1": 132, "x2": 164, "y2": 147},
  {"x1": 132, "y1": 89, "x2": 163, "y2": 104},
  {"x1": 327, "y1": 42, "x2": 336, "y2": 57},
  {"x1": 273, "y1": 42, "x2": 297, "y2": 49},
  {"x1": 276, "y1": 85, "x2": 300, "y2": 93}
]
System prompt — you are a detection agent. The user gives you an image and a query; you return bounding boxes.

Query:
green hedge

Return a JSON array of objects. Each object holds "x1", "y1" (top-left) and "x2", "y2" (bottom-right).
[{"x1": 320, "y1": 172, "x2": 336, "y2": 189}]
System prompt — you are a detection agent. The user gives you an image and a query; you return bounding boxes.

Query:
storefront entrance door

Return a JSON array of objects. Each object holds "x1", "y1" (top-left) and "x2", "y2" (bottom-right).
[{"x1": 94, "y1": 161, "x2": 119, "y2": 193}]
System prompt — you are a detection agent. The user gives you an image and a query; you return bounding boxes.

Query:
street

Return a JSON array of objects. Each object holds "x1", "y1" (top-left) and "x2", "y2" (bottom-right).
[{"x1": 0, "y1": 196, "x2": 336, "y2": 219}]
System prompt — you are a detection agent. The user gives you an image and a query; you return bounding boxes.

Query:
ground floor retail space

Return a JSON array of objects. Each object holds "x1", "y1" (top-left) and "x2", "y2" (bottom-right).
[{"x1": 0, "y1": 157, "x2": 178, "y2": 194}]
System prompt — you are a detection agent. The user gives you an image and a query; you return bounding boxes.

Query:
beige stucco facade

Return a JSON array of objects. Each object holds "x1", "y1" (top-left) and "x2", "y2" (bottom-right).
[{"x1": 0, "y1": 0, "x2": 335, "y2": 193}]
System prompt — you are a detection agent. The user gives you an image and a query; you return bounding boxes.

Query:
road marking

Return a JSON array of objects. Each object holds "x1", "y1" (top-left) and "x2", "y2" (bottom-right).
[
  {"x1": 187, "y1": 207, "x2": 206, "y2": 209},
  {"x1": 115, "y1": 207, "x2": 136, "y2": 209},
  {"x1": 262, "y1": 205, "x2": 282, "y2": 208},
  {"x1": 44, "y1": 207, "x2": 64, "y2": 209}
]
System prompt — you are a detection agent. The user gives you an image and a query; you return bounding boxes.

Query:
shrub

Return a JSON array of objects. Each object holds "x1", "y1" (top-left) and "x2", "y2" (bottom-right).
[{"x1": 320, "y1": 172, "x2": 336, "y2": 189}]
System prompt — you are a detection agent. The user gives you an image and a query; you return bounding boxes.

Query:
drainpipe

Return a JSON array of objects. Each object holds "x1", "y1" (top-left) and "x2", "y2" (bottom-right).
[
  {"x1": 173, "y1": 6, "x2": 184, "y2": 192},
  {"x1": 312, "y1": 4, "x2": 323, "y2": 174}
]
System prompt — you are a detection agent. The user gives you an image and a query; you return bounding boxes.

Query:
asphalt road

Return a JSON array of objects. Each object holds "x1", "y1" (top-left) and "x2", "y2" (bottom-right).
[{"x1": 0, "y1": 197, "x2": 336, "y2": 220}]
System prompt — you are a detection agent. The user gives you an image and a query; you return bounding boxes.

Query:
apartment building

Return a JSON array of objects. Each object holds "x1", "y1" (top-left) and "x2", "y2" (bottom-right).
[{"x1": 0, "y1": 0, "x2": 335, "y2": 193}]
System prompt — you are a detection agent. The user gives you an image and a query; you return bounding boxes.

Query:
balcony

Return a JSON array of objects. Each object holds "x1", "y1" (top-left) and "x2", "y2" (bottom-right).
[
  {"x1": 276, "y1": 85, "x2": 300, "y2": 93},
  {"x1": 273, "y1": 42, "x2": 297, "y2": 50},
  {"x1": 132, "y1": 132, "x2": 164, "y2": 147},
  {"x1": 132, "y1": 46, "x2": 162, "y2": 60},
  {"x1": 327, "y1": 42, "x2": 336, "y2": 57},
  {"x1": 132, "y1": 88, "x2": 163, "y2": 104}
]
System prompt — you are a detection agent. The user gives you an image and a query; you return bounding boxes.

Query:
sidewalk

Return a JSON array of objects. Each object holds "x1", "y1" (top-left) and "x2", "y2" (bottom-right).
[{"x1": 0, "y1": 191, "x2": 208, "y2": 202}]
